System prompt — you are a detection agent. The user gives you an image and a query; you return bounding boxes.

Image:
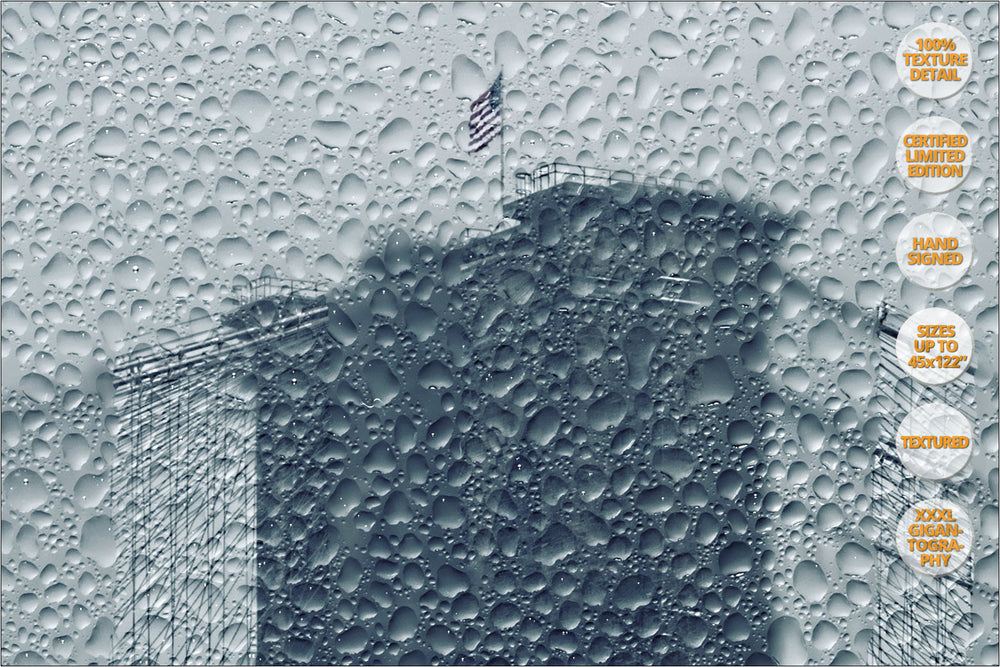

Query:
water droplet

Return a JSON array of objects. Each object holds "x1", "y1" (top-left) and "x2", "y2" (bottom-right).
[{"x1": 3, "y1": 469, "x2": 48, "y2": 512}]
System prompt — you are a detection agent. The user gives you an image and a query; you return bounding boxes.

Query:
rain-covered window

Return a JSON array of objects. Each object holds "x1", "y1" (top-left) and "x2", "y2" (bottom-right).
[{"x1": 2, "y1": 3, "x2": 997, "y2": 665}]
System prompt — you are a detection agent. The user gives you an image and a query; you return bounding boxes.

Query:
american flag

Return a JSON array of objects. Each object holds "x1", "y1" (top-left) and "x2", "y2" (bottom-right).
[{"x1": 469, "y1": 73, "x2": 502, "y2": 152}]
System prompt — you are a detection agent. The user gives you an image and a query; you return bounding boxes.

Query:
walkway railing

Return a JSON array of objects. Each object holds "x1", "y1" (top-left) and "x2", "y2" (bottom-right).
[
  {"x1": 115, "y1": 277, "x2": 330, "y2": 381},
  {"x1": 514, "y1": 162, "x2": 714, "y2": 198},
  {"x1": 233, "y1": 276, "x2": 329, "y2": 305}
]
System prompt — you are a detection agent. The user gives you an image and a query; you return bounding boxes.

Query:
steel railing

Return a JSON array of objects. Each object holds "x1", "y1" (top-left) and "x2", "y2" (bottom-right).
[
  {"x1": 513, "y1": 162, "x2": 714, "y2": 198},
  {"x1": 114, "y1": 278, "x2": 331, "y2": 379},
  {"x1": 233, "y1": 276, "x2": 329, "y2": 305}
]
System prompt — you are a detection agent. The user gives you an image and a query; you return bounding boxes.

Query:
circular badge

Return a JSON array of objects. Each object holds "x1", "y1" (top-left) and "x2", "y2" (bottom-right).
[
  {"x1": 895, "y1": 213, "x2": 973, "y2": 289},
  {"x1": 896, "y1": 117, "x2": 971, "y2": 193},
  {"x1": 896, "y1": 403, "x2": 974, "y2": 480},
  {"x1": 896, "y1": 23, "x2": 973, "y2": 99},
  {"x1": 895, "y1": 499, "x2": 972, "y2": 575},
  {"x1": 894, "y1": 307, "x2": 972, "y2": 385}
]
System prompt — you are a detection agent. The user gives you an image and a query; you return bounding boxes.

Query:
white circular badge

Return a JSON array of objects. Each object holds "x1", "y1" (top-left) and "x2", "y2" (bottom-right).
[
  {"x1": 896, "y1": 499, "x2": 972, "y2": 575},
  {"x1": 896, "y1": 23, "x2": 973, "y2": 99},
  {"x1": 896, "y1": 403, "x2": 974, "y2": 480},
  {"x1": 894, "y1": 307, "x2": 973, "y2": 385},
  {"x1": 896, "y1": 117, "x2": 971, "y2": 193},
  {"x1": 895, "y1": 213, "x2": 973, "y2": 289}
]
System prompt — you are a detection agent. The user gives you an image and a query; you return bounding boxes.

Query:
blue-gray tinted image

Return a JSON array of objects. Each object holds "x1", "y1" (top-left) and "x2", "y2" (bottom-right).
[
  {"x1": 243, "y1": 177, "x2": 781, "y2": 665},
  {"x1": 2, "y1": 2, "x2": 997, "y2": 665}
]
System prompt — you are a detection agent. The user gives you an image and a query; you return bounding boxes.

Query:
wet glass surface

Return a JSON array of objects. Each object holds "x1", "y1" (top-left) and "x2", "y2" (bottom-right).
[{"x1": 1, "y1": 3, "x2": 997, "y2": 664}]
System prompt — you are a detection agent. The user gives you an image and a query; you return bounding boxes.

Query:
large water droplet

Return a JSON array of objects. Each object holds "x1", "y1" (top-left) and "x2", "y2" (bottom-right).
[{"x1": 3, "y1": 469, "x2": 48, "y2": 512}]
